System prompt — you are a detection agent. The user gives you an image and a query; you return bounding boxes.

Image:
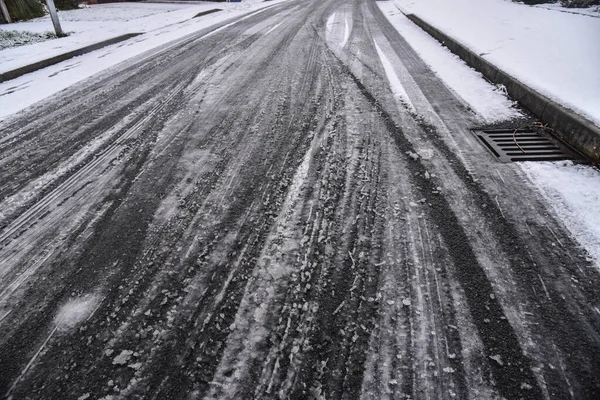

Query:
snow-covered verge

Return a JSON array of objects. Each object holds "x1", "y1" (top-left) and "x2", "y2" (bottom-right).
[
  {"x1": 376, "y1": 2, "x2": 520, "y2": 123},
  {"x1": 0, "y1": 0, "x2": 288, "y2": 121},
  {"x1": 393, "y1": 0, "x2": 600, "y2": 128},
  {"x1": 520, "y1": 161, "x2": 600, "y2": 267}
]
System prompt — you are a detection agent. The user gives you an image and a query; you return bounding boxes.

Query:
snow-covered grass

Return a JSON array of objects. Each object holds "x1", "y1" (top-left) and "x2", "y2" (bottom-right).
[
  {"x1": 0, "y1": 0, "x2": 288, "y2": 121},
  {"x1": 0, "y1": 29, "x2": 56, "y2": 50},
  {"x1": 534, "y1": 2, "x2": 600, "y2": 17},
  {"x1": 520, "y1": 161, "x2": 600, "y2": 267},
  {"x1": 376, "y1": 2, "x2": 520, "y2": 123},
  {"x1": 393, "y1": 0, "x2": 600, "y2": 128}
]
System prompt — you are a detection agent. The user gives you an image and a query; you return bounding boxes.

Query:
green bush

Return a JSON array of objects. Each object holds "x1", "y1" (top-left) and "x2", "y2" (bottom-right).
[
  {"x1": 517, "y1": 0, "x2": 599, "y2": 5},
  {"x1": 0, "y1": 29, "x2": 56, "y2": 49},
  {"x1": 54, "y1": 0, "x2": 79, "y2": 11},
  {"x1": 517, "y1": 0, "x2": 553, "y2": 4},
  {"x1": 5, "y1": 0, "x2": 45, "y2": 21},
  {"x1": 561, "y1": 0, "x2": 600, "y2": 7}
]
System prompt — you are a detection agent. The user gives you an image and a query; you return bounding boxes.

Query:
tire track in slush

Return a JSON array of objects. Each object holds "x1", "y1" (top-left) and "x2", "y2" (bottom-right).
[
  {"x1": 0, "y1": 79, "x2": 192, "y2": 310},
  {"x1": 368, "y1": 0, "x2": 600, "y2": 396},
  {"x1": 0, "y1": 4, "x2": 288, "y2": 205},
  {"x1": 0, "y1": 74, "x2": 203, "y2": 397},
  {"x1": 0, "y1": 3, "x2": 288, "y2": 317},
  {"x1": 132, "y1": 20, "x2": 331, "y2": 400},
  {"x1": 1, "y1": 7, "x2": 333, "y2": 397},
  {"x1": 0, "y1": 26, "x2": 274, "y2": 386},
  {"x1": 343, "y1": 66, "x2": 543, "y2": 399}
]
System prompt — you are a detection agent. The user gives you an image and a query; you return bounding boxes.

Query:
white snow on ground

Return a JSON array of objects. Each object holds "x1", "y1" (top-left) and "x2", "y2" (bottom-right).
[
  {"x1": 377, "y1": 2, "x2": 520, "y2": 123},
  {"x1": 520, "y1": 161, "x2": 600, "y2": 267},
  {"x1": 0, "y1": 0, "x2": 288, "y2": 121},
  {"x1": 393, "y1": 0, "x2": 600, "y2": 127}
]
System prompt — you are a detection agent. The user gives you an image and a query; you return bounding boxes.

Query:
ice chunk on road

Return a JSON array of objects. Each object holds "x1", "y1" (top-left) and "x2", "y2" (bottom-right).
[
  {"x1": 489, "y1": 354, "x2": 504, "y2": 366},
  {"x1": 112, "y1": 350, "x2": 133, "y2": 365},
  {"x1": 54, "y1": 295, "x2": 99, "y2": 331}
]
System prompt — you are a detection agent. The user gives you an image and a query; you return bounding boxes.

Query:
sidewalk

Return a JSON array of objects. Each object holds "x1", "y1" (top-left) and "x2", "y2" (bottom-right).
[
  {"x1": 0, "y1": 0, "x2": 286, "y2": 120},
  {"x1": 391, "y1": 0, "x2": 600, "y2": 129},
  {"x1": 0, "y1": 2, "x2": 219, "y2": 74},
  {"x1": 378, "y1": 0, "x2": 600, "y2": 265}
]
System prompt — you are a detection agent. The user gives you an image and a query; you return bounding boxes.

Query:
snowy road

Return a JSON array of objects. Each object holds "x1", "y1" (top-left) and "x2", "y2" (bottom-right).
[{"x1": 1, "y1": 0, "x2": 599, "y2": 399}]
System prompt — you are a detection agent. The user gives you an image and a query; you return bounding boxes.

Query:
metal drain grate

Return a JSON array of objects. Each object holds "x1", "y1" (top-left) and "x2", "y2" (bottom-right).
[{"x1": 475, "y1": 128, "x2": 584, "y2": 162}]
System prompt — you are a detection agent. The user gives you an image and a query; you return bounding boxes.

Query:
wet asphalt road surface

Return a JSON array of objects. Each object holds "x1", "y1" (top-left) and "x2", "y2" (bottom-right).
[{"x1": 1, "y1": 0, "x2": 600, "y2": 399}]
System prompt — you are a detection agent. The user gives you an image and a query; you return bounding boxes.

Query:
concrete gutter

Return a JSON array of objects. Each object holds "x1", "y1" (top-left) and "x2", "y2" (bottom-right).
[
  {"x1": 193, "y1": 8, "x2": 221, "y2": 19},
  {"x1": 406, "y1": 13, "x2": 600, "y2": 163},
  {"x1": 0, "y1": 33, "x2": 142, "y2": 84}
]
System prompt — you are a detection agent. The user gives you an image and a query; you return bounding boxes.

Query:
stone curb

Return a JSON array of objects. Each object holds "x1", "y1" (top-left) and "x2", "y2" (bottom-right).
[
  {"x1": 0, "y1": 33, "x2": 142, "y2": 84},
  {"x1": 406, "y1": 13, "x2": 600, "y2": 163}
]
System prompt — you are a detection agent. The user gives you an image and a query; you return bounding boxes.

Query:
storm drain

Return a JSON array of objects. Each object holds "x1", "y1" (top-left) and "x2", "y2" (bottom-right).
[{"x1": 474, "y1": 128, "x2": 584, "y2": 163}]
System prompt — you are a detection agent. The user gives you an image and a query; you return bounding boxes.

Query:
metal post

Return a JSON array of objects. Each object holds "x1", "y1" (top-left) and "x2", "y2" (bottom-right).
[
  {"x1": 46, "y1": 0, "x2": 65, "y2": 37},
  {"x1": 0, "y1": 0, "x2": 11, "y2": 24}
]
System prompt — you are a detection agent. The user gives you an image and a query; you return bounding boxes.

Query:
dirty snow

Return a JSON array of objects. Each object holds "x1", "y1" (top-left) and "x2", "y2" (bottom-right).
[
  {"x1": 520, "y1": 161, "x2": 600, "y2": 267},
  {"x1": 377, "y1": 2, "x2": 520, "y2": 123},
  {"x1": 393, "y1": 0, "x2": 600, "y2": 127}
]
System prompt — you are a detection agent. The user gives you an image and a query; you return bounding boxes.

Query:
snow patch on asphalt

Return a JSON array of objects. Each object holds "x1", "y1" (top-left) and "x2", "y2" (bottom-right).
[
  {"x1": 265, "y1": 21, "x2": 284, "y2": 36},
  {"x1": 520, "y1": 161, "x2": 600, "y2": 266},
  {"x1": 377, "y1": 2, "x2": 519, "y2": 124},
  {"x1": 325, "y1": 9, "x2": 352, "y2": 49},
  {"x1": 54, "y1": 295, "x2": 99, "y2": 330},
  {"x1": 326, "y1": 13, "x2": 336, "y2": 34},
  {"x1": 112, "y1": 349, "x2": 133, "y2": 365},
  {"x1": 342, "y1": 16, "x2": 351, "y2": 47},
  {"x1": 373, "y1": 38, "x2": 415, "y2": 113}
]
